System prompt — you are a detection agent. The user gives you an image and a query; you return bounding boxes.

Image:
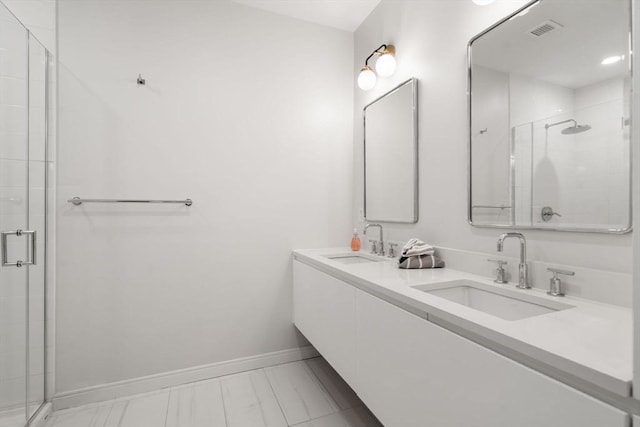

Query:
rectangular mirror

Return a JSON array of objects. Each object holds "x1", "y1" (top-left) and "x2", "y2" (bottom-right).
[
  {"x1": 468, "y1": 0, "x2": 631, "y2": 233},
  {"x1": 364, "y1": 78, "x2": 418, "y2": 223}
]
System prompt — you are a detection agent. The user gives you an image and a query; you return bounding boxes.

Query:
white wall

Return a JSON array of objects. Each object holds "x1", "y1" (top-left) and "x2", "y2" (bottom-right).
[
  {"x1": 56, "y1": 0, "x2": 353, "y2": 394},
  {"x1": 470, "y1": 65, "x2": 511, "y2": 225},
  {"x1": 354, "y1": 1, "x2": 632, "y2": 282}
]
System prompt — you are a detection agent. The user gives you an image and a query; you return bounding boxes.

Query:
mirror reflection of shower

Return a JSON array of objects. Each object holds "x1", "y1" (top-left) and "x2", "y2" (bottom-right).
[{"x1": 544, "y1": 119, "x2": 592, "y2": 135}]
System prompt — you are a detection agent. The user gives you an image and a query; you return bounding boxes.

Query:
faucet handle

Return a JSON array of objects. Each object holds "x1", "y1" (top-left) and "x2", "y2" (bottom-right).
[
  {"x1": 546, "y1": 267, "x2": 575, "y2": 297},
  {"x1": 387, "y1": 243, "x2": 398, "y2": 258},
  {"x1": 488, "y1": 259, "x2": 508, "y2": 284},
  {"x1": 368, "y1": 240, "x2": 378, "y2": 255},
  {"x1": 547, "y1": 267, "x2": 575, "y2": 277}
]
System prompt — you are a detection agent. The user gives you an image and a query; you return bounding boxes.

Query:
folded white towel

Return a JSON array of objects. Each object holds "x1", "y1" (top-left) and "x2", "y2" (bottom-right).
[{"x1": 401, "y1": 238, "x2": 435, "y2": 257}]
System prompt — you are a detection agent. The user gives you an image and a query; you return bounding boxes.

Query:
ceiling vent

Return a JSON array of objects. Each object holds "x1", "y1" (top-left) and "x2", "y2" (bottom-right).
[{"x1": 527, "y1": 20, "x2": 563, "y2": 38}]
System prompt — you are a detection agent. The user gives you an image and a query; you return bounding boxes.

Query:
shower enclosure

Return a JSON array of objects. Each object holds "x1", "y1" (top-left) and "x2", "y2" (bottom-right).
[
  {"x1": 511, "y1": 94, "x2": 629, "y2": 229},
  {"x1": 0, "y1": 2, "x2": 50, "y2": 426}
]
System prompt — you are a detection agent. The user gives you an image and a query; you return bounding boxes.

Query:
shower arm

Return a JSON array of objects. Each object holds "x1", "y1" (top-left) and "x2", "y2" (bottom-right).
[{"x1": 545, "y1": 119, "x2": 577, "y2": 130}]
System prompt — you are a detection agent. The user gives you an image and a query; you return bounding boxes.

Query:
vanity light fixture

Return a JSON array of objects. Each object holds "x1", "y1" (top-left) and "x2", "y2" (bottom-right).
[
  {"x1": 472, "y1": 0, "x2": 495, "y2": 5},
  {"x1": 601, "y1": 55, "x2": 624, "y2": 65},
  {"x1": 357, "y1": 44, "x2": 396, "y2": 91}
]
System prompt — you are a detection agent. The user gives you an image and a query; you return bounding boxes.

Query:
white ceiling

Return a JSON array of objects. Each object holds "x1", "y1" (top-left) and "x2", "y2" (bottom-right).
[
  {"x1": 472, "y1": 0, "x2": 629, "y2": 89},
  {"x1": 230, "y1": 0, "x2": 381, "y2": 32}
]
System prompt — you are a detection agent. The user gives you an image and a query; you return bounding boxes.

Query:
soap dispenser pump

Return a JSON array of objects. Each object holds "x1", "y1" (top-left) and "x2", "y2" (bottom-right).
[{"x1": 350, "y1": 228, "x2": 361, "y2": 252}]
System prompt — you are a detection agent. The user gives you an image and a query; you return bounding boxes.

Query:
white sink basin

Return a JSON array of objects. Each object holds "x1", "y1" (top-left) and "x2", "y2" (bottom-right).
[
  {"x1": 412, "y1": 280, "x2": 573, "y2": 321},
  {"x1": 324, "y1": 253, "x2": 384, "y2": 264}
]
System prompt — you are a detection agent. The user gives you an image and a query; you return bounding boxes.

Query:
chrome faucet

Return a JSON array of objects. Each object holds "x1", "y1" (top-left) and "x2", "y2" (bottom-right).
[
  {"x1": 364, "y1": 223, "x2": 384, "y2": 256},
  {"x1": 496, "y1": 232, "x2": 530, "y2": 289}
]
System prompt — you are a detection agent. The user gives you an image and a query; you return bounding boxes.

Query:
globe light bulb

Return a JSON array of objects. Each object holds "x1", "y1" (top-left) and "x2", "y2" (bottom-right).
[
  {"x1": 472, "y1": 0, "x2": 494, "y2": 5},
  {"x1": 357, "y1": 66, "x2": 376, "y2": 91},
  {"x1": 376, "y1": 52, "x2": 396, "y2": 77}
]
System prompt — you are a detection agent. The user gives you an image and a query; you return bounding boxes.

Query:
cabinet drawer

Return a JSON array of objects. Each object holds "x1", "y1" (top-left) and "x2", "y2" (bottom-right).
[
  {"x1": 356, "y1": 290, "x2": 629, "y2": 427},
  {"x1": 293, "y1": 260, "x2": 357, "y2": 386}
]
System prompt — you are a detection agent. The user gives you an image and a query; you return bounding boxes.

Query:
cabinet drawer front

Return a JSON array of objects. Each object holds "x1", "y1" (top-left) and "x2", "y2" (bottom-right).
[
  {"x1": 293, "y1": 261, "x2": 357, "y2": 385},
  {"x1": 356, "y1": 290, "x2": 629, "y2": 427}
]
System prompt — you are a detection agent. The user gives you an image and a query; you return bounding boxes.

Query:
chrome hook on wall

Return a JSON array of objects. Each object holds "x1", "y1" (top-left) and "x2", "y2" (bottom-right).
[{"x1": 137, "y1": 74, "x2": 146, "y2": 85}]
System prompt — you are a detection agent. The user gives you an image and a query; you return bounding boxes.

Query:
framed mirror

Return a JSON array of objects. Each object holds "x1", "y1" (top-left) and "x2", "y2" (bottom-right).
[
  {"x1": 468, "y1": 0, "x2": 631, "y2": 233},
  {"x1": 364, "y1": 78, "x2": 418, "y2": 223}
]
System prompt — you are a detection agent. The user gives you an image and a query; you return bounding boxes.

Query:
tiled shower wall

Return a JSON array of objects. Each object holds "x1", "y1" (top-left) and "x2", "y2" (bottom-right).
[
  {"x1": 470, "y1": 66, "x2": 629, "y2": 230},
  {"x1": 1, "y1": 0, "x2": 55, "y2": 55},
  {"x1": 0, "y1": 5, "x2": 34, "y2": 411},
  {"x1": 513, "y1": 76, "x2": 629, "y2": 229},
  {"x1": 0, "y1": 0, "x2": 56, "y2": 414}
]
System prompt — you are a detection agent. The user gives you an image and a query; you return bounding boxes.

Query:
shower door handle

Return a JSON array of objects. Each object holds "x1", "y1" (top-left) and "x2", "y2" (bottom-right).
[{"x1": 1, "y1": 229, "x2": 36, "y2": 267}]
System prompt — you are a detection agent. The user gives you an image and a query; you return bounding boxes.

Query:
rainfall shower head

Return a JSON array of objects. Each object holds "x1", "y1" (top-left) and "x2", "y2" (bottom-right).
[
  {"x1": 544, "y1": 119, "x2": 591, "y2": 135},
  {"x1": 561, "y1": 124, "x2": 591, "y2": 135}
]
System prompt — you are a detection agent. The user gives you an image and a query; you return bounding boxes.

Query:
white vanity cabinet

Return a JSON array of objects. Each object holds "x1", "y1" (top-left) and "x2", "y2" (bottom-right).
[
  {"x1": 356, "y1": 290, "x2": 629, "y2": 427},
  {"x1": 292, "y1": 258, "x2": 629, "y2": 427},
  {"x1": 293, "y1": 261, "x2": 357, "y2": 386}
]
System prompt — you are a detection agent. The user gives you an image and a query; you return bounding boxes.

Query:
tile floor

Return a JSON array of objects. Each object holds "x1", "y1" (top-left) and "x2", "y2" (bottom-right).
[
  {"x1": 43, "y1": 358, "x2": 382, "y2": 427},
  {"x1": 0, "y1": 408, "x2": 24, "y2": 427},
  {"x1": 0, "y1": 404, "x2": 42, "y2": 427}
]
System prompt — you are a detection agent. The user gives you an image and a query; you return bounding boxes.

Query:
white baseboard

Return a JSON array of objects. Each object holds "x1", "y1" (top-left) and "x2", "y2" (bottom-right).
[{"x1": 53, "y1": 346, "x2": 319, "y2": 411}]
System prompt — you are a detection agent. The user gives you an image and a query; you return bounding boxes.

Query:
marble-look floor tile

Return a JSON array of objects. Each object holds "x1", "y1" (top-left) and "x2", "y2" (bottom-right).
[
  {"x1": 116, "y1": 390, "x2": 169, "y2": 427},
  {"x1": 44, "y1": 402, "x2": 114, "y2": 427},
  {"x1": 165, "y1": 380, "x2": 227, "y2": 427},
  {"x1": 46, "y1": 393, "x2": 167, "y2": 427},
  {"x1": 43, "y1": 358, "x2": 376, "y2": 427},
  {"x1": 101, "y1": 401, "x2": 128, "y2": 427},
  {"x1": 0, "y1": 410, "x2": 24, "y2": 427},
  {"x1": 291, "y1": 406, "x2": 383, "y2": 427},
  {"x1": 264, "y1": 361, "x2": 339, "y2": 425},
  {"x1": 304, "y1": 358, "x2": 360, "y2": 411},
  {"x1": 220, "y1": 370, "x2": 287, "y2": 427}
]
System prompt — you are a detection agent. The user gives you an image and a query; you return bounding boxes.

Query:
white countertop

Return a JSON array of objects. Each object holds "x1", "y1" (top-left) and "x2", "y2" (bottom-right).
[{"x1": 293, "y1": 248, "x2": 633, "y2": 397}]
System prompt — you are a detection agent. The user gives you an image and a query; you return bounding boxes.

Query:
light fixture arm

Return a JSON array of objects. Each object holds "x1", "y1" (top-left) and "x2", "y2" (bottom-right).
[
  {"x1": 365, "y1": 44, "x2": 387, "y2": 66},
  {"x1": 364, "y1": 44, "x2": 393, "y2": 67},
  {"x1": 545, "y1": 119, "x2": 577, "y2": 130}
]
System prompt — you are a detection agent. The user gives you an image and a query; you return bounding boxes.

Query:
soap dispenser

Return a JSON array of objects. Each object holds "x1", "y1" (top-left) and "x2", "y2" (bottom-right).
[{"x1": 350, "y1": 228, "x2": 361, "y2": 251}]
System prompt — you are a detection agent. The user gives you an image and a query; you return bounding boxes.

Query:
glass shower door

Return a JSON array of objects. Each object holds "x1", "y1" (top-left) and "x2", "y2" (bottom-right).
[
  {"x1": 26, "y1": 34, "x2": 47, "y2": 423},
  {"x1": 0, "y1": 2, "x2": 47, "y2": 426}
]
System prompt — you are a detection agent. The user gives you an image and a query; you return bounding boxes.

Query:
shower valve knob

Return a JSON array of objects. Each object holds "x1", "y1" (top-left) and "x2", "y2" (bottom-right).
[{"x1": 541, "y1": 206, "x2": 561, "y2": 222}]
